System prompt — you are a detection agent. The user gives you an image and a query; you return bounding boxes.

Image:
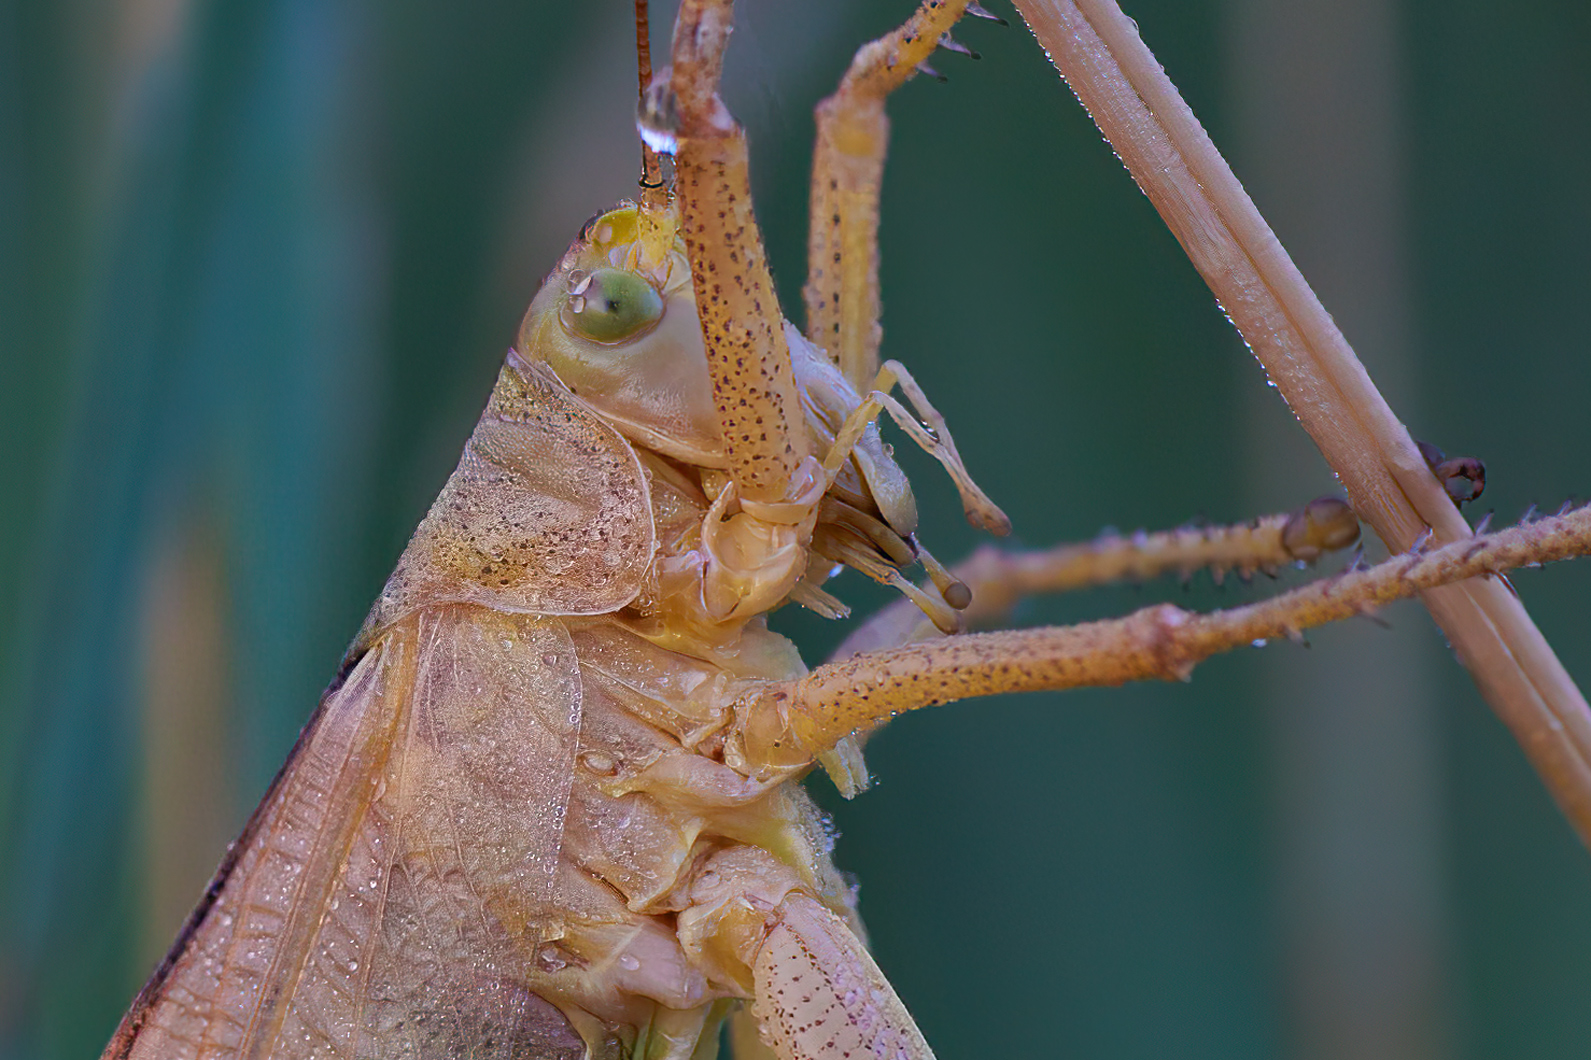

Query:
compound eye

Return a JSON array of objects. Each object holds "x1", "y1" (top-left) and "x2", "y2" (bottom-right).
[{"x1": 559, "y1": 267, "x2": 664, "y2": 344}]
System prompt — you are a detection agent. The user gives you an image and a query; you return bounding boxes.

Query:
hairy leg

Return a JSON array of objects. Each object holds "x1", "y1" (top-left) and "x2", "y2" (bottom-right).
[
  {"x1": 836, "y1": 497, "x2": 1361, "y2": 656},
  {"x1": 732, "y1": 503, "x2": 1591, "y2": 775}
]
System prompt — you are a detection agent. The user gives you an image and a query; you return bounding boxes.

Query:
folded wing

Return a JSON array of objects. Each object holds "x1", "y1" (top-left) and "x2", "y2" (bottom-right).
[{"x1": 107, "y1": 606, "x2": 587, "y2": 1060}]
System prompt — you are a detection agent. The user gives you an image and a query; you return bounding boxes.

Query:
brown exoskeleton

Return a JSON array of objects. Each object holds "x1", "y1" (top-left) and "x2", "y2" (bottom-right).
[{"x1": 101, "y1": 2, "x2": 1591, "y2": 1059}]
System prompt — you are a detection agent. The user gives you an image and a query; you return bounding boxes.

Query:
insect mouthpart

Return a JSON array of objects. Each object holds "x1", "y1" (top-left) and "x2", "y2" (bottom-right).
[
  {"x1": 800, "y1": 494, "x2": 973, "y2": 635},
  {"x1": 783, "y1": 343, "x2": 994, "y2": 635}
]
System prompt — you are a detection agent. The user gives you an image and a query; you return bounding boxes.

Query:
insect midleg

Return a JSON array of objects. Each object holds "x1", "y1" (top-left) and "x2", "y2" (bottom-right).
[{"x1": 804, "y1": 0, "x2": 976, "y2": 391}]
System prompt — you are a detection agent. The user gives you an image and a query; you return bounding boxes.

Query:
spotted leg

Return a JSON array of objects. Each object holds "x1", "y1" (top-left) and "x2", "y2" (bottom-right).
[
  {"x1": 805, "y1": 0, "x2": 981, "y2": 390},
  {"x1": 679, "y1": 848, "x2": 936, "y2": 1060}
]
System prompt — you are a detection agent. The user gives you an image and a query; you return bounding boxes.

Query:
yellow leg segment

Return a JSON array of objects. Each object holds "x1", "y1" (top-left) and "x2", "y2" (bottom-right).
[
  {"x1": 805, "y1": 0, "x2": 976, "y2": 390},
  {"x1": 670, "y1": 0, "x2": 813, "y2": 507},
  {"x1": 732, "y1": 503, "x2": 1591, "y2": 774},
  {"x1": 835, "y1": 497, "x2": 1361, "y2": 656}
]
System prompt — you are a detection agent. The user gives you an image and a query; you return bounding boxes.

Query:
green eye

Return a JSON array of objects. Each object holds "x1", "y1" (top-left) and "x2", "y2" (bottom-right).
[{"x1": 559, "y1": 267, "x2": 664, "y2": 344}]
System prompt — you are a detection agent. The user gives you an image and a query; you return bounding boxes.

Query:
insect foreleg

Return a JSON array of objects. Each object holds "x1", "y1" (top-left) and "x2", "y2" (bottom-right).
[
  {"x1": 677, "y1": 848, "x2": 936, "y2": 1060},
  {"x1": 805, "y1": 0, "x2": 978, "y2": 390},
  {"x1": 668, "y1": 0, "x2": 815, "y2": 509}
]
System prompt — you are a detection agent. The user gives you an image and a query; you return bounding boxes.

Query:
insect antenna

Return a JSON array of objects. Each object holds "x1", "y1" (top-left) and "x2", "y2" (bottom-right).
[{"x1": 633, "y1": 0, "x2": 669, "y2": 207}]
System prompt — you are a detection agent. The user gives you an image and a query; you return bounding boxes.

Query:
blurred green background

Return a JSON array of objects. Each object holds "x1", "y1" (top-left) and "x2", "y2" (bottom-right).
[{"x1": 4, "y1": 0, "x2": 1590, "y2": 1057}]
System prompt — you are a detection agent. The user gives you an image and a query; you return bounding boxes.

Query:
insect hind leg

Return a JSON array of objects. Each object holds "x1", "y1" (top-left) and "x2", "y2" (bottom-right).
[{"x1": 678, "y1": 847, "x2": 936, "y2": 1060}]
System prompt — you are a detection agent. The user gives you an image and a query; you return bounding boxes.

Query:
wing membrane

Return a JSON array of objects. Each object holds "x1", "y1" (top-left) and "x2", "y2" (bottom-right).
[
  {"x1": 108, "y1": 607, "x2": 587, "y2": 1060},
  {"x1": 372, "y1": 356, "x2": 655, "y2": 623}
]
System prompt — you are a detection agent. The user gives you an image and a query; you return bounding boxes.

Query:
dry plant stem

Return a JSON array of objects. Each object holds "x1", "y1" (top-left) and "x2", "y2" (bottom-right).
[
  {"x1": 1009, "y1": 0, "x2": 1591, "y2": 843},
  {"x1": 670, "y1": 0, "x2": 811, "y2": 505},
  {"x1": 748, "y1": 505, "x2": 1591, "y2": 766},
  {"x1": 805, "y1": 0, "x2": 971, "y2": 388}
]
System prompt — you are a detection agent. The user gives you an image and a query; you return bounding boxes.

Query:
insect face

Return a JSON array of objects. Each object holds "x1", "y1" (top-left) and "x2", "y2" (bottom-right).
[{"x1": 520, "y1": 205, "x2": 727, "y2": 469}]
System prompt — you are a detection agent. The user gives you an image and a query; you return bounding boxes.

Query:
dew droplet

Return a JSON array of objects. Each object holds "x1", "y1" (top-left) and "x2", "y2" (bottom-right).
[
  {"x1": 637, "y1": 76, "x2": 680, "y2": 156},
  {"x1": 639, "y1": 123, "x2": 678, "y2": 155}
]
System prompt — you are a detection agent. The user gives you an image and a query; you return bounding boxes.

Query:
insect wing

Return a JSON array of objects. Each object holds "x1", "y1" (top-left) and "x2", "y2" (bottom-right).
[
  {"x1": 372, "y1": 354, "x2": 655, "y2": 624},
  {"x1": 107, "y1": 607, "x2": 587, "y2": 1060},
  {"x1": 104, "y1": 629, "x2": 412, "y2": 1060}
]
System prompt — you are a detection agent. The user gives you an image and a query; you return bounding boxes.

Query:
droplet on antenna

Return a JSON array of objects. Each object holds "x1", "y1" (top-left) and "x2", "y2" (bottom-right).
[{"x1": 637, "y1": 70, "x2": 680, "y2": 155}]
